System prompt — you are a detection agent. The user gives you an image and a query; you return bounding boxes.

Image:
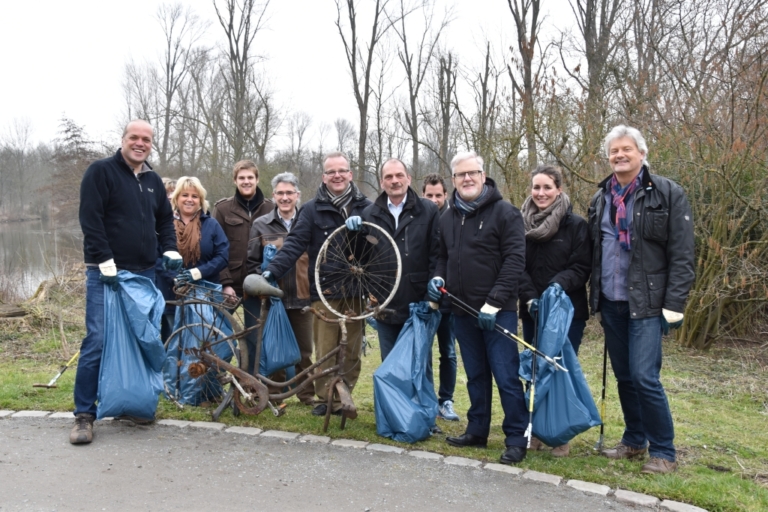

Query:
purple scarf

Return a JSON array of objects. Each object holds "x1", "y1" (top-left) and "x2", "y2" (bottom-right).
[{"x1": 610, "y1": 174, "x2": 638, "y2": 251}]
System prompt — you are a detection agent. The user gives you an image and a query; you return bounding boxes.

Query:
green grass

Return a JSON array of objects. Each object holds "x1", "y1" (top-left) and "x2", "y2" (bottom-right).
[{"x1": 1, "y1": 321, "x2": 766, "y2": 511}]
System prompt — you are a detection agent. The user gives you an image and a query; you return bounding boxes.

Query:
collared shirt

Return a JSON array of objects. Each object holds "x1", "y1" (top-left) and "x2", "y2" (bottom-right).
[
  {"x1": 279, "y1": 210, "x2": 297, "y2": 232},
  {"x1": 387, "y1": 195, "x2": 406, "y2": 229},
  {"x1": 600, "y1": 176, "x2": 640, "y2": 302}
]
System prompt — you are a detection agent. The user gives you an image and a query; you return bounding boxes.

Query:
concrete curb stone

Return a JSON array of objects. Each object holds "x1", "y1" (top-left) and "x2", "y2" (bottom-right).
[
  {"x1": 300, "y1": 434, "x2": 331, "y2": 444},
  {"x1": 12, "y1": 411, "x2": 50, "y2": 418},
  {"x1": 157, "y1": 419, "x2": 192, "y2": 428},
  {"x1": 484, "y1": 463, "x2": 523, "y2": 475},
  {"x1": 367, "y1": 443, "x2": 405, "y2": 454},
  {"x1": 523, "y1": 470, "x2": 562, "y2": 486},
  {"x1": 615, "y1": 489, "x2": 660, "y2": 508},
  {"x1": 566, "y1": 479, "x2": 611, "y2": 496},
  {"x1": 0, "y1": 410, "x2": 15, "y2": 418},
  {"x1": 188, "y1": 421, "x2": 226, "y2": 431},
  {"x1": 226, "y1": 426, "x2": 263, "y2": 436},
  {"x1": 261, "y1": 430, "x2": 299, "y2": 440},
  {"x1": 408, "y1": 451, "x2": 443, "y2": 461},
  {"x1": 331, "y1": 439, "x2": 369, "y2": 449},
  {"x1": 444, "y1": 456, "x2": 482, "y2": 468},
  {"x1": 660, "y1": 500, "x2": 708, "y2": 512},
  {"x1": 48, "y1": 412, "x2": 73, "y2": 419}
]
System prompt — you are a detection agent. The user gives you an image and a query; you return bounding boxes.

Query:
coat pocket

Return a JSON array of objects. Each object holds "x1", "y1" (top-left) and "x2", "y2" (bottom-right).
[
  {"x1": 646, "y1": 272, "x2": 667, "y2": 310},
  {"x1": 642, "y1": 208, "x2": 669, "y2": 242}
]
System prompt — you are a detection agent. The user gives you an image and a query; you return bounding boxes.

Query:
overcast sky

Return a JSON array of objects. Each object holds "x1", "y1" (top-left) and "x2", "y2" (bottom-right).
[{"x1": 0, "y1": 0, "x2": 575, "y2": 147}]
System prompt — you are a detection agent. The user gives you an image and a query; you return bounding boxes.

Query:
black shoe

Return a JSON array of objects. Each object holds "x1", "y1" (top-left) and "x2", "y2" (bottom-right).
[
  {"x1": 311, "y1": 404, "x2": 342, "y2": 416},
  {"x1": 430, "y1": 424, "x2": 443, "y2": 435},
  {"x1": 446, "y1": 433, "x2": 487, "y2": 448},
  {"x1": 500, "y1": 445, "x2": 527, "y2": 464}
]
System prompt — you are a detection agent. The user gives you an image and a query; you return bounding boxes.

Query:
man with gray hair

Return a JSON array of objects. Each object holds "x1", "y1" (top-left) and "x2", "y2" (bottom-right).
[
  {"x1": 428, "y1": 151, "x2": 529, "y2": 464},
  {"x1": 246, "y1": 172, "x2": 314, "y2": 405},
  {"x1": 588, "y1": 125, "x2": 694, "y2": 474},
  {"x1": 262, "y1": 153, "x2": 372, "y2": 416}
]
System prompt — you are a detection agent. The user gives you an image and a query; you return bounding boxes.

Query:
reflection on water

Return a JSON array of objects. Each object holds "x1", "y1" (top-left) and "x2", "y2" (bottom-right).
[{"x1": 0, "y1": 220, "x2": 83, "y2": 299}]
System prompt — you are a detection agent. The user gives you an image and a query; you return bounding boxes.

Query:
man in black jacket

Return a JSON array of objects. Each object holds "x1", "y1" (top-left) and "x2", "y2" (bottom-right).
[
  {"x1": 350, "y1": 159, "x2": 439, "y2": 361},
  {"x1": 588, "y1": 125, "x2": 695, "y2": 474},
  {"x1": 263, "y1": 152, "x2": 372, "y2": 416},
  {"x1": 428, "y1": 151, "x2": 529, "y2": 465},
  {"x1": 73, "y1": 120, "x2": 182, "y2": 445}
]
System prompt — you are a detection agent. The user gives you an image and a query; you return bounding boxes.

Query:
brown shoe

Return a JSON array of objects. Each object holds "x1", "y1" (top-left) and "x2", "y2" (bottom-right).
[
  {"x1": 69, "y1": 413, "x2": 94, "y2": 445},
  {"x1": 528, "y1": 436, "x2": 544, "y2": 450},
  {"x1": 641, "y1": 457, "x2": 678, "y2": 474},
  {"x1": 601, "y1": 442, "x2": 647, "y2": 460},
  {"x1": 551, "y1": 442, "x2": 570, "y2": 457}
]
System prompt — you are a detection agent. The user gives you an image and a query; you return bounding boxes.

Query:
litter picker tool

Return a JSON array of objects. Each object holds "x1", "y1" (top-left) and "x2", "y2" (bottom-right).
[
  {"x1": 33, "y1": 351, "x2": 79, "y2": 388},
  {"x1": 438, "y1": 287, "x2": 568, "y2": 372},
  {"x1": 524, "y1": 307, "x2": 539, "y2": 448},
  {"x1": 594, "y1": 336, "x2": 608, "y2": 451}
]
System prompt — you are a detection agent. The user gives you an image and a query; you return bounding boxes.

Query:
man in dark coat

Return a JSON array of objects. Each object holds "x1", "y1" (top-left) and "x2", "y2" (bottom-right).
[
  {"x1": 428, "y1": 151, "x2": 529, "y2": 465},
  {"x1": 73, "y1": 120, "x2": 182, "y2": 444},
  {"x1": 263, "y1": 152, "x2": 372, "y2": 416},
  {"x1": 351, "y1": 159, "x2": 439, "y2": 362},
  {"x1": 212, "y1": 160, "x2": 273, "y2": 375},
  {"x1": 588, "y1": 125, "x2": 695, "y2": 474}
]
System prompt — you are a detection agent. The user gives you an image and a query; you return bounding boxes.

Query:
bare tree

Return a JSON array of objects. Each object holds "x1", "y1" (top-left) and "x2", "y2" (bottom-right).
[
  {"x1": 334, "y1": 0, "x2": 395, "y2": 192},
  {"x1": 421, "y1": 50, "x2": 457, "y2": 178},
  {"x1": 391, "y1": 0, "x2": 451, "y2": 175},
  {"x1": 333, "y1": 118, "x2": 357, "y2": 154}
]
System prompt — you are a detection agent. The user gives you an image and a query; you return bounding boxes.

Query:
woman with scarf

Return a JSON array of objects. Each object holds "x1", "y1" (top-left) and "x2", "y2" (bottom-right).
[
  {"x1": 518, "y1": 165, "x2": 592, "y2": 457},
  {"x1": 162, "y1": 176, "x2": 229, "y2": 306}
]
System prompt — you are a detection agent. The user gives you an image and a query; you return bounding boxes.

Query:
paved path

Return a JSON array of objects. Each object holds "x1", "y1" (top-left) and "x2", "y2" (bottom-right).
[{"x1": 0, "y1": 415, "x2": 651, "y2": 511}]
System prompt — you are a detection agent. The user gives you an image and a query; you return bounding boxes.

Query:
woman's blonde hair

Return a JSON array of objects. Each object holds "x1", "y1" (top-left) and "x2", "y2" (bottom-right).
[{"x1": 171, "y1": 176, "x2": 209, "y2": 214}]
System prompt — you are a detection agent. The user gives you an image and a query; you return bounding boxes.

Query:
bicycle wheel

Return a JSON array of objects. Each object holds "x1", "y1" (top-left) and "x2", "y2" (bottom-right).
[{"x1": 315, "y1": 221, "x2": 401, "y2": 320}]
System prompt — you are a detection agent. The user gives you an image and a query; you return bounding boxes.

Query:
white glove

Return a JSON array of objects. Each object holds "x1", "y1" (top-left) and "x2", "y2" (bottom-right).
[
  {"x1": 480, "y1": 304, "x2": 501, "y2": 315},
  {"x1": 189, "y1": 268, "x2": 202, "y2": 281},
  {"x1": 98, "y1": 259, "x2": 117, "y2": 277},
  {"x1": 662, "y1": 309, "x2": 684, "y2": 323},
  {"x1": 428, "y1": 301, "x2": 439, "y2": 310}
]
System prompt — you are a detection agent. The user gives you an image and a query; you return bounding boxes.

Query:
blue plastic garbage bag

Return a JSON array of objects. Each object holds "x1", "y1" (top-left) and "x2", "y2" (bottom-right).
[
  {"x1": 519, "y1": 286, "x2": 601, "y2": 447},
  {"x1": 373, "y1": 302, "x2": 440, "y2": 443},
  {"x1": 163, "y1": 280, "x2": 234, "y2": 406},
  {"x1": 97, "y1": 271, "x2": 166, "y2": 420},
  {"x1": 259, "y1": 296, "x2": 301, "y2": 376}
]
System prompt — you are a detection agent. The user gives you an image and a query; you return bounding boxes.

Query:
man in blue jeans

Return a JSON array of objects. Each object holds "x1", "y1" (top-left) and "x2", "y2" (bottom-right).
[
  {"x1": 429, "y1": 151, "x2": 529, "y2": 465},
  {"x1": 422, "y1": 174, "x2": 459, "y2": 422},
  {"x1": 74, "y1": 120, "x2": 181, "y2": 444},
  {"x1": 588, "y1": 125, "x2": 695, "y2": 474}
]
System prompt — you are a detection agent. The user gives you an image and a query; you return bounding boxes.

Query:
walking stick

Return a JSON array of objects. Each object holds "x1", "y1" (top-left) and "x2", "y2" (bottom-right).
[
  {"x1": 594, "y1": 336, "x2": 608, "y2": 451},
  {"x1": 438, "y1": 287, "x2": 568, "y2": 372},
  {"x1": 524, "y1": 307, "x2": 539, "y2": 449}
]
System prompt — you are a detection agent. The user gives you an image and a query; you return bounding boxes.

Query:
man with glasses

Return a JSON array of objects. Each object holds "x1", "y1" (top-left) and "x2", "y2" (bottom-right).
[
  {"x1": 246, "y1": 172, "x2": 314, "y2": 406},
  {"x1": 347, "y1": 159, "x2": 440, "y2": 362},
  {"x1": 428, "y1": 151, "x2": 529, "y2": 464},
  {"x1": 262, "y1": 152, "x2": 372, "y2": 416}
]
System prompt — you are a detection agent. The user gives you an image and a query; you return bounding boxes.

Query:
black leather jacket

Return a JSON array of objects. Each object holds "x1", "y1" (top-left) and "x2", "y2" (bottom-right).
[{"x1": 587, "y1": 165, "x2": 695, "y2": 318}]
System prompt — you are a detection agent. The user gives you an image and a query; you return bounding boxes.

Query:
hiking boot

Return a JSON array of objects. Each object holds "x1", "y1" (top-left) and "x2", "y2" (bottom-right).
[
  {"x1": 69, "y1": 413, "x2": 95, "y2": 445},
  {"x1": 641, "y1": 457, "x2": 678, "y2": 474},
  {"x1": 528, "y1": 436, "x2": 544, "y2": 450},
  {"x1": 437, "y1": 400, "x2": 461, "y2": 421},
  {"x1": 601, "y1": 442, "x2": 647, "y2": 460},
  {"x1": 551, "y1": 442, "x2": 570, "y2": 457},
  {"x1": 115, "y1": 415, "x2": 155, "y2": 426}
]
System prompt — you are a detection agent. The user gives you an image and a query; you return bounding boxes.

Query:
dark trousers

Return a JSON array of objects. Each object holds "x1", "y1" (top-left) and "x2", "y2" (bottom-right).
[
  {"x1": 454, "y1": 311, "x2": 527, "y2": 447},
  {"x1": 376, "y1": 321, "x2": 405, "y2": 362}
]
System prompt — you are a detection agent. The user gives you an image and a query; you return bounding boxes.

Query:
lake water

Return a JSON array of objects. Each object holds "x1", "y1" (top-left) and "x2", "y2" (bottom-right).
[{"x1": 0, "y1": 220, "x2": 83, "y2": 299}]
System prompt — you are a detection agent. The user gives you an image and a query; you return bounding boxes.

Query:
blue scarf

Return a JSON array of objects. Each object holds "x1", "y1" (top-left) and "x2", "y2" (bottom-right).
[{"x1": 454, "y1": 185, "x2": 490, "y2": 215}]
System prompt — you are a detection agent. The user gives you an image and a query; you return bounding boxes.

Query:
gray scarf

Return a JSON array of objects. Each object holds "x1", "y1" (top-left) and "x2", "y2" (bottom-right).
[
  {"x1": 521, "y1": 192, "x2": 571, "y2": 242},
  {"x1": 322, "y1": 182, "x2": 355, "y2": 218}
]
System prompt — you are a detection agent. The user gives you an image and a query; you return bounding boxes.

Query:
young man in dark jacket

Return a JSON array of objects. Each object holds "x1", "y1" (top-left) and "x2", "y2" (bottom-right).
[
  {"x1": 428, "y1": 151, "x2": 529, "y2": 465},
  {"x1": 213, "y1": 160, "x2": 273, "y2": 375},
  {"x1": 246, "y1": 172, "x2": 313, "y2": 405},
  {"x1": 350, "y1": 159, "x2": 439, "y2": 362},
  {"x1": 73, "y1": 120, "x2": 182, "y2": 444},
  {"x1": 263, "y1": 152, "x2": 372, "y2": 417},
  {"x1": 589, "y1": 125, "x2": 695, "y2": 474}
]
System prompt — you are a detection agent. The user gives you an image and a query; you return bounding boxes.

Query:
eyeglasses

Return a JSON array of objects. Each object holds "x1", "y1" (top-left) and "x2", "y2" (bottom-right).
[
  {"x1": 274, "y1": 190, "x2": 297, "y2": 197},
  {"x1": 453, "y1": 170, "x2": 483, "y2": 180},
  {"x1": 323, "y1": 169, "x2": 351, "y2": 176}
]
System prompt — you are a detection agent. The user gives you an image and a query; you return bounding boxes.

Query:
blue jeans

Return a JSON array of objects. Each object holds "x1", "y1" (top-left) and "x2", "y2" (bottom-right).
[
  {"x1": 521, "y1": 316, "x2": 587, "y2": 356},
  {"x1": 74, "y1": 267, "x2": 155, "y2": 416},
  {"x1": 376, "y1": 321, "x2": 404, "y2": 362},
  {"x1": 243, "y1": 296, "x2": 262, "y2": 375},
  {"x1": 427, "y1": 312, "x2": 457, "y2": 404},
  {"x1": 600, "y1": 298, "x2": 676, "y2": 461},
  {"x1": 455, "y1": 311, "x2": 527, "y2": 447}
]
